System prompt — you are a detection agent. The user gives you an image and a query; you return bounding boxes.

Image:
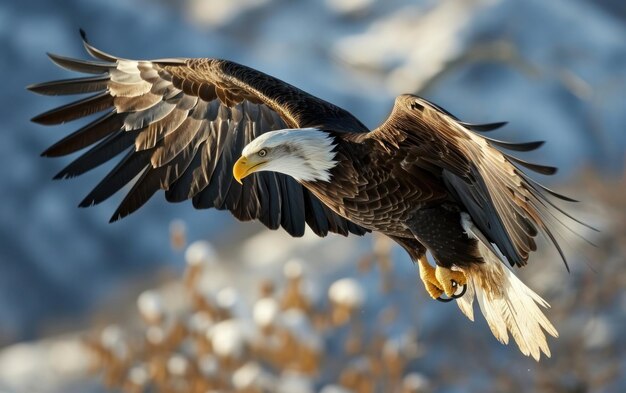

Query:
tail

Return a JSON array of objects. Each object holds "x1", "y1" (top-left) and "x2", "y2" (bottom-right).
[{"x1": 456, "y1": 214, "x2": 558, "y2": 361}]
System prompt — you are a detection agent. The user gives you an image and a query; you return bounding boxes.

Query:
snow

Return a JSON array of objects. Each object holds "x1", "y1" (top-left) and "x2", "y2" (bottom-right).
[
  {"x1": 99, "y1": 325, "x2": 128, "y2": 359},
  {"x1": 283, "y1": 258, "x2": 305, "y2": 279},
  {"x1": 208, "y1": 319, "x2": 251, "y2": 358},
  {"x1": 128, "y1": 365, "x2": 149, "y2": 386},
  {"x1": 324, "y1": 0, "x2": 374, "y2": 16},
  {"x1": 319, "y1": 385, "x2": 353, "y2": 393},
  {"x1": 188, "y1": 311, "x2": 214, "y2": 333},
  {"x1": 184, "y1": 240, "x2": 218, "y2": 267},
  {"x1": 328, "y1": 278, "x2": 366, "y2": 308},
  {"x1": 278, "y1": 309, "x2": 323, "y2": 351},
  {"x1": 184, "y1": 0, "x2": 272, "y2": 28},
  {"x1": 333, "y1": 1, "x2": 484, "y2": 94},
  {"x1": 215, "y1": 286, "x2": 239, "y2": 310},
  {"x1": 253, "y1": 297, "x2": 280, "y2": 327},
  {"x1": 198, "y1": 354, "x2": 219, "y2": 378},
  {"x1": 276, "y1": 371, "x2": 315, "y2": 393},
  {"x1": 166, "y1": 355, "x2": 190, "y2": 376},
  {"x1": 137, "y1": 290, "x2": 164, "y2": 322},
  {"x1": 232, "y1": 362, "x2": 276, "y2": 390},
  {"x1": 0, "y1": 336, "x2": 93, "y2": 393},
  {"x1": 146, "y1": 325, "x2": 166, "y2": 345},
  {"x1": 402, "y1": 372, "x2": 431, "y2": 392},
  {"x1": 583, "y1": 316, "x2": 615, "y2": 350}
]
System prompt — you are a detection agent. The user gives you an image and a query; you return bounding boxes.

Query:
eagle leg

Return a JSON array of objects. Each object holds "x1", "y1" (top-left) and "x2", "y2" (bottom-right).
[
  {"x1": 417, "y1": 256, "x2": 467, "y2": 301},
  {"x1": 435, "y1": 266, "x2": 467, "y2": 298},
  {"x1": 417, "y1": 256, "x2": 444, "y2": 300}
]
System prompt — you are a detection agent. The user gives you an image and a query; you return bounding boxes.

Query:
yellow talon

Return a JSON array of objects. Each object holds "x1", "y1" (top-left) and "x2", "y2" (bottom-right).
[
  {"x1": 435, "y1": 265, "x2": 467, "y2": 297},
  {"x1": 417, "y1": 256, "x2": 443, "y2": 299},
  {"x1": 417, "y1": 256, "x2": 467, "y2": 299}
]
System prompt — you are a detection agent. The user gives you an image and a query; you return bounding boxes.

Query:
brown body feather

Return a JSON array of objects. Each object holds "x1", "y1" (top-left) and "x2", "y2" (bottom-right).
[{"x1": 304, "y1": 95, "x2": 573, "y2": 270}]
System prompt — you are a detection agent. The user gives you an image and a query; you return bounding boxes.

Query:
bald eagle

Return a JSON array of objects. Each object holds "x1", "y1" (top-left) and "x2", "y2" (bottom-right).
[{"x1": 29, "y1": 34, "x2": 587, "y2": 360}]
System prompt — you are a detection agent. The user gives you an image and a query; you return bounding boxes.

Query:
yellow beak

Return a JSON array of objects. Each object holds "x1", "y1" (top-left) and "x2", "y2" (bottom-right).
[{"x1": 233, "y1": 156, "x2": 265, "y2": 184}]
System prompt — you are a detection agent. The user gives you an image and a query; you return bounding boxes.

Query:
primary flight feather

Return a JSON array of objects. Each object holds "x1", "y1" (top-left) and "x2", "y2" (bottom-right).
[{"x1": 29, "y1": 33, "x2": 588, "y2": 360}]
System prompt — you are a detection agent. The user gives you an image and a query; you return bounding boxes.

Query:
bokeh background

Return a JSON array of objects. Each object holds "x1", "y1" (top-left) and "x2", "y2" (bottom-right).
[{"x1": 1, "y1": 0, "x2": 625, "y2": 392}]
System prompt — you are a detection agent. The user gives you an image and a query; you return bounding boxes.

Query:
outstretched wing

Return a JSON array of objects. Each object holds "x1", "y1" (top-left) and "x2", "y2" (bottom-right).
[
  {"x1": 28, "y1": 34, "x2": 369, "y2": 237},
  {"x1": 372, "y1": 94, "x2": 591, "y2": 268}
]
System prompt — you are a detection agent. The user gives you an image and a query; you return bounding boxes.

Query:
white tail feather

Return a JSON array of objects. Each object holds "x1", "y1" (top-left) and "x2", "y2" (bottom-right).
[{"x1": 458, "y1": 213, "x2": 558, "y2": 361}]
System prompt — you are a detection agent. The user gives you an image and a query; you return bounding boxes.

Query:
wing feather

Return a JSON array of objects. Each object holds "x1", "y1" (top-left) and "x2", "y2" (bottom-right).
[
  {"x1": 30, "y1": 33, "x2": 368, "y2": 237},
  {"x1": 372, "y1": 95, "x2": 586, "y2": 268},
  {"x1": 79, "y1": 149, "x2": 152, "y2": 207},
  {"x1": 150, "y1": 116, "x2": 202, "y2": 167},
  {"x1": 53, "y1": 130, "x2": 138, "y2": 179},
  {"x1": 165, "y1": 142, "x2": 205, "y2": 203},
  {"x1": 46, "y1": 53, "x2": 111, "y2": 74},
  {"x1": 27, "y1": 75, "x2": 110, "y2": 96},
  {"x1": 41, "y1": 112, "x2": 124, "y2": 157},
  {"x1": 31, "y1": 92, "x2": 113, "y2": 125}
]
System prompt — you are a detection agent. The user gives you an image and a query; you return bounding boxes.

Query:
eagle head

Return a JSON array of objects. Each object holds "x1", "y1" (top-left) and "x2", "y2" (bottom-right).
[{"x1": 233, "y1": 128, "x2": 338, "y2": 184}]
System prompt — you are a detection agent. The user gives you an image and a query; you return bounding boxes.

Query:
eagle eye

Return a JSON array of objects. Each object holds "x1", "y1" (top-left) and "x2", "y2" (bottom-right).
[{"x1": 258, "y1": 149, "x2": 267, "y2": 157}]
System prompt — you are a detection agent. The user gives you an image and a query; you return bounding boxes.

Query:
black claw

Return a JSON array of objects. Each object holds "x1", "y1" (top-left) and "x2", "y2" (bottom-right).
[
  {"x1": 436, "y1": 281, "x2": 467, "y2": 302},
  {"x1": 436, "y1": 294, "x2": 454, "y2": 303},
  {"x1": 452, "y1": 284, "x2": 467, "y2": 299}
]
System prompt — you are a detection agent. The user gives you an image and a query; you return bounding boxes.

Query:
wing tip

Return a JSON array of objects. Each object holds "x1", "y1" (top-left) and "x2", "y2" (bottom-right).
[
  {"x1": 46, "y1": 52, "x2": 67, "y2": 65},
  {"x1": 505, "y1": 154, "x2": 558, "y2": 175},
  {"x1": 78, "y1": 196, "x2": 97, "y2": 208},
  {"x1": 26, "y1": 82, "x2": 45, "y2": 94},
  {"x1": 524, "y1": 140, "x2": 545, "y2": 150},
  {"x1": 109, "y1": 206, "x2": 133, "y2": 223},
  {"x1": 46, "y1": 52, "x2": 112, "y2": 74},
  {"x1": 31, "y1": 112, "x2": 57, "y2": 125},
  {"x1": 109, "y1": 206, "x2": 126, "y2": 223},
  {"x1": 545, "y1": 166, "x2": 558, "y2": 176},
  {"x1": 79, "y1": 28, "x2": 87, "y2": 42},
  {"x1": 40, "y1": 148, "x2": 55, "y2": 158},
  {"x1": 494, "y1": 121, "x2": 508, "y2": 128},
  {"x1": 52, "y1": 170, "x2": 73, "y2": 180},
  {"x1": 461, "y1": 121, "x2": 508, "y2": 132},
  {"x1": 78, "y1": 29, "x2": 120, "y2": 62}
]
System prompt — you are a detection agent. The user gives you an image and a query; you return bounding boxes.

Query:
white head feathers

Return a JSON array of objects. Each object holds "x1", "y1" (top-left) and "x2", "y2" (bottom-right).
[{"x1": 241, "y1": 128, "x2": 338, "y2": 182}]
